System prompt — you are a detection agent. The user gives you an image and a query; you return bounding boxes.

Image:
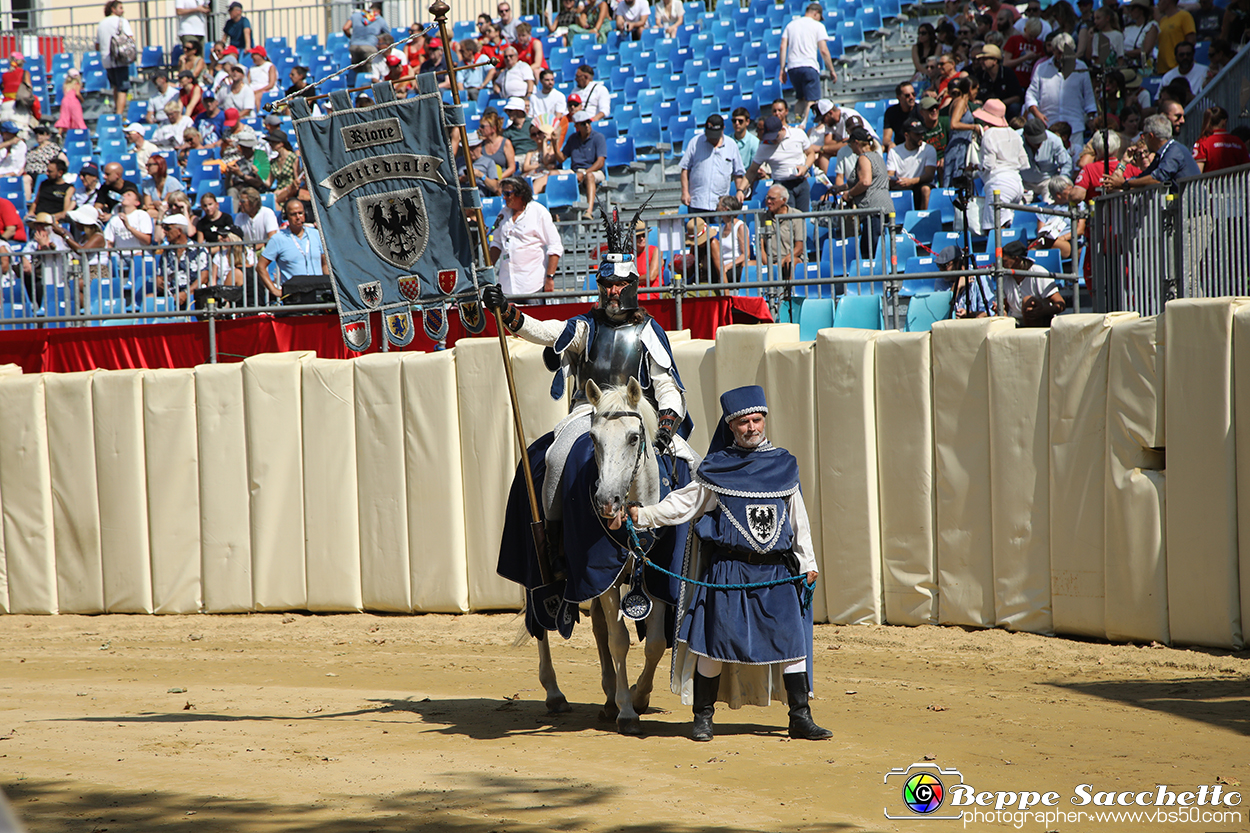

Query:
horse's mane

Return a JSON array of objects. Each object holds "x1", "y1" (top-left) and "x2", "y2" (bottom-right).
[{"x1": 593, "y1": 385, "x2": 658, "y2": 441}]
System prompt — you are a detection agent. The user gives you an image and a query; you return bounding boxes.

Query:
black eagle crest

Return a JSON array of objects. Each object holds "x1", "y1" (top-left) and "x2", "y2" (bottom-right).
[
  {"x1": 368, "y1": 196, "x2": 424, "y2": 263},
  {"x1": 747, "y1": 505, "x2": 776, "y2": 543}
]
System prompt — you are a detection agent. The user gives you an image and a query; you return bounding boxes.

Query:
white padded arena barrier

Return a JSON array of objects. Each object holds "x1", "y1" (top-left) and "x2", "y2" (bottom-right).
[
  {"x1": 93, "y1": 369, "x2": 153, "y2": 613},
  {"x1": 1236, "y1": 307, "x2": 1250, "y2": 646},
  {"x1": 986, "y1": 328, "x2": 1052, "y2": 634},
  {"x1": 196, "y1": 362, "x2": 253, "y2": 613},
  {"x1": 1104, "y1": 316, "x2": 1168, "y2": 644},
  {"x1": 670, "y1": 339, "x2": 717, "y2": 455},
  {"x1": 0, "y1": 375, "x2": 57, "y2": 614},
  {"x1": 402, "y1": 351, "x2": 471, "y2": 613},
  {"x1": 761, "y1": 340, "x2": 826, "y2": 622},
  {"x1": 144, "y1": 368, "x2": 201, "y2": 614},
  {"x1": 45, "y1": 371, "x2": 103, "y2": 614},
  {"x1": 713, "y1": 324, "x2": 799, "y2": 390},
  {"x1": 0, "y1": 364, "x2": 21, "y2": 614},
  {"x1": 301, "y1": 358, "x2": 362, "y2": 612},
  {"x1": 354, "y1": 353, "x2": 413, "y2": 613},
  {"x1": 931, "y1": 317, "x2": 1013, "y2": 627},
  {"x1": 816, "y1": 328, "x2": 883, "y2": 625},
  {"x1": 1167, "y1": 299, "x2": 1246, "y2": 649},
  {"x1": 874, "y1": 331, "x2": 936, "y2": 626},
  {"x1": 244, "y1": 353, "x2": 311, "y2": 611},
  {"x1": 1048, "y1": 312, "x2": 1137, "y2": 639}
]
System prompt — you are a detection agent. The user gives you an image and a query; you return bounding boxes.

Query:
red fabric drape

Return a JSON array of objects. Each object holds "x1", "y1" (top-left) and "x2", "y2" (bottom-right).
[{"x1": 0, "y1": 297, "x2": 772, "y2": 373}]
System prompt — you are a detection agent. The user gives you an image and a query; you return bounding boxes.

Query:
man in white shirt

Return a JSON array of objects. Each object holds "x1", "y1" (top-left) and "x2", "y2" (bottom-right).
[
  {"x1": 145, "y1": 73, "x2": 180, "y2": 124},
  {"x1": 886, "y1": 118, "x2": 938, "y2": 209},
  {"x1": 573, "y1": 64, "x2": 611, "y2": 122},
  {"x1": 746, "y1": 115, "x2": 817, "y2": 211},
  {"x1": 234, "y1": 186, "x2": 278, "y2": 303},
  {"x1": 488, "y1": 176, "x2": 564, "y2": 299},
  {"x1": 1159, "y1": 41, "x2": 1208, "y2": 95},
  {"x1": 530, "y1": 69, "x2": 568, "y2": 121},
  {"x1": 1024, "y1": 34, "x2": 1097, "y2": 150},
  {"x1": 614, "y1": 0, "x2": 650, "y2": 40},
  {"x1": 0, "y1": 122, "x2": 27, "y2": 178},
  {"x1": 219, "y1": 62, "x2": 255, "y2": 116},
  {"x1": 124, "y1": 123, "x2": 160, "y2": 170},
  {"x1": 495, "y1": 46, "x2": 536, "y2": 99},
  {"x1": 778, "y1": 2, "x2": 838, "y2": 125},
  {"x1": 1001, "y1": 239, "x2": 1064, "y2": 325},
  {"x1": 175, "y1": 0, "x2": 209, "y2": 48},
  {"x1": 103, "y1": 190, "x2": 154, "y2": 294}
]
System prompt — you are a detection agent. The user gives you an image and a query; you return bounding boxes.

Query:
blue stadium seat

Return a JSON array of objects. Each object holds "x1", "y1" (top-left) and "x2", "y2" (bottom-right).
[
  {"x1": 597, "y1": 118, "x2": 619, "y2": 138},
  {"x1": 709, "y1": 18, "x2": 735, "y2": 42},
  {"x1": 837, "y1": 19, "x2": 866, "y2": 49},
  {"x1": 675, "y1": 23, "x2": 698, "y2": 48},
  {"x1": 930, "y1": 231, "x2": 962, "y2": 252},
  {"x1": 903, "y1": 209, "x2": 942, "y2": 243},
  {"x1": 713, "y1": 83, "x2": 739, "y2": 111},
  {"x1": 655, "y1": 99, "x2": 680, "y2": 131},
  {"x1": 1011, "y1": 209, "x2": 1039, "y2": 236},
  {"x1": 636, "y1": 88, "x2": 663, "y2": 114},
  {"x1": 140, "y1": 46, "x2": 164, "y2": 69},
  {"x1": 674, "y1": 85, "x2": 700, "y2": 113},
  {"x1": 646, "y1": 61, "x2": 672, "y2": 86},
  {"x1": 609, "y1": 64, "x2": 632, "y2": 90},
  {"x1": 906, "y1": 291, "x2": 954, "y2": 332},
  {"x1": 629, "y1": 117, "x2": 664, "y2": 151},
  {"x1": 624, "y1": 74, "x2": 649, "y2": 99},
  {"x1": 605, "y1": 137, "x2": 639, "y2": 171},
  {"x1": 833, "y1": 294, "x2": 883, "y2": 329},
  {"x1": 1031, "y1": 248, "x2": 1062, "y2": 273},
  {"x1": 798, "y1": 297, "x2": 834, "y2": 340},
  {"x1": 856, "y1": 5, "x2": 883, "y2": 34},
  {"x1": 691, "y1": 97, "x2": 720, "y2": 125},
  {"x1": 821, "y1": 238, "x2": 858, "y2": 277},
  {"x1": 889, "y1": 189, "x2": 914, "y2": 219},
  {"x1": 699, "y1": 68, "x2": 724, "y2": 95},
  {"x1": 929, "y1": 188, "x2": 956, "y2": 225},
  {"x1": 545, "y1": 173, "x2": 581, "y2": 210},
  {"x1": 905, "y1": 255, "x2": 935, "y2": 274},
  {"x1": 690, "y1": 31, "x2": 714, "y2": 58}
]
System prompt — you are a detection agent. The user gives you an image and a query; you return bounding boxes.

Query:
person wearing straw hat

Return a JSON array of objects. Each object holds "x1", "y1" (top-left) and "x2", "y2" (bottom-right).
[
  {"x1": 971, "y1": 98, "x2": 1027, "y2": 231},
  {"x1": 20, "y1": 212, "x2": 71, "y2": 309},
  {"x1": 625, "y1": 384, "x2": 830, "y2": 743},
  {"x1": 674, "y1": 216, "x2": 721, "y2": 290}
]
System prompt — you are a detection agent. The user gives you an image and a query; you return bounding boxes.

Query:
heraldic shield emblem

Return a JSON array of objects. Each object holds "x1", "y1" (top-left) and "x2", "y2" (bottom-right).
[
  {"x1": 358, "y1": 189, "x2": 429, "y2": 270},
  {"x1": 289, "y1": 75, "x2": 479, "y2": 351},
  {"x1": 745, "y1": 504, "x2": 779, "y2": 547}
]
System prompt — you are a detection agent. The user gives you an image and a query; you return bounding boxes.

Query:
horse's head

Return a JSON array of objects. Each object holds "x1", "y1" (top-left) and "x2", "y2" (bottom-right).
[{"x1": 586, "y1": 377, "x2": 656, "y2": 520}]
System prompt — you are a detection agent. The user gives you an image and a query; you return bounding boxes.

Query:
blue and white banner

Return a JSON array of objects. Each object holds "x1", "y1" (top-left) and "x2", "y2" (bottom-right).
[{"x1": 290, "y1": 76, "x2": 479, "y2": 350}]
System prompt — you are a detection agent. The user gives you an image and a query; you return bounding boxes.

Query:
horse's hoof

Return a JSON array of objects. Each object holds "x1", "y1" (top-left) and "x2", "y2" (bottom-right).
[
  {"x1": 630, "y1": 685, "x2": 652, "y2": 715},
  {"x1": 598, "y1": 703, "x2": 620, "y2": 722},
  {"x1": 617, "y1": 716, "x2": 643, "y2": 736},
  {"x1": 546, "y1": 695, "x2": 572, "y2": 714}
]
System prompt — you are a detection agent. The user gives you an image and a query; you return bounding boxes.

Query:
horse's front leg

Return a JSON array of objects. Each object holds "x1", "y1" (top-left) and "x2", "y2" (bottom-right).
[
  {"x1": 536, "y1": 632, "x2": 571, "y2": 714},
  {"x1": 590, "y1": 598, "x2": 618, "y2": 721},
  {"x1": 599, "y1": 586, "x2": 643, "y2": 735},
  {"x1": 630, "y1": 601, "x2": 667, "y2": 715}
]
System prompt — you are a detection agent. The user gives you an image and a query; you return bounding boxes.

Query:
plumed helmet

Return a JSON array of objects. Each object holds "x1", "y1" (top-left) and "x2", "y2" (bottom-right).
[{"x1": 595, "y1": 196, "x2": 651, "y2": 312}]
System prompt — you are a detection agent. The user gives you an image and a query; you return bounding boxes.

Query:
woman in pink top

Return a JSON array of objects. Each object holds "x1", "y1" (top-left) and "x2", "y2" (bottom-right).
[{"x1": 55, "y1": 73, "x2": 87, "y2": 138}]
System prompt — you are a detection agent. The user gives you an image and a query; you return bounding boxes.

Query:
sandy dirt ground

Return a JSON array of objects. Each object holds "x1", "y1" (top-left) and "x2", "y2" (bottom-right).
[{"x1": 1, "y1": 613, "x2": 1247, "y2": 833}]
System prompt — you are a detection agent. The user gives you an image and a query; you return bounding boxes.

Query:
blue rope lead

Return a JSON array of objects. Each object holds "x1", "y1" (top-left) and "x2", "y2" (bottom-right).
[{"x1": 624, "y1": 517, "x2": 816, "y2": 612}]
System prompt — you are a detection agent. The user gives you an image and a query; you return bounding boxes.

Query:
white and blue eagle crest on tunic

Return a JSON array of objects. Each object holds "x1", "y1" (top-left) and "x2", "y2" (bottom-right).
[{"x1": 290, "y1": 76, "x2": 482, "y2": 350}]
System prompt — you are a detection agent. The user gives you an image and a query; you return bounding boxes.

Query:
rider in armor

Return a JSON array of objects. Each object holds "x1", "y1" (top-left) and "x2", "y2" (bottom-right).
[
  {"x1": 482, "y1": 200, "x2": 692, "y2": 518},
  {"x1": 488, "y1": 200, "x2": 694, "y2": 638}
]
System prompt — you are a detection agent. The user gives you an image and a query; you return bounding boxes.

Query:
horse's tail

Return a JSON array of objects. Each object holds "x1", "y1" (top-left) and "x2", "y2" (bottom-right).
[{"x1": 512, "y1": 598, "x2": 533, "y2": 647}]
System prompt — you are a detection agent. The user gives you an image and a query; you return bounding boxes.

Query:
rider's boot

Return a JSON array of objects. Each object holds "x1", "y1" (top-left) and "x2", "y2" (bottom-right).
[
  {"x1": 692, "y1": 672, "x2": 720, "y2": 742},
  {"x1": 784, "y1": 672, "x2": 833, "y2": 740}
]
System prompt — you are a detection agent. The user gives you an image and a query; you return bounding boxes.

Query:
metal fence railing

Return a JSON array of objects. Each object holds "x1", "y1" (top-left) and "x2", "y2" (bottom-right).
[
  {"x1": 0, "y1": 197, "x2": 1092, "y2": 363},
  {"x1": 1089, "y1": 163, "x2": 1250, "y2": 315},
  {"x1": 1179, "y1": 41, "x2": 1250, "y2": 150}
]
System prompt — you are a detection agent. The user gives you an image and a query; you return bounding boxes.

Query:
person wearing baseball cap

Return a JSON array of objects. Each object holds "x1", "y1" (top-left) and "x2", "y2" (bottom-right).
[
  {"x1": 680, "y1": 114, "x2": 748, "y2": 213},
  {"x1": 933, "y1": 245, "x2": 990, "y2": 317},
  {"x1": 915, "y1": 94, "x2": 948, "y2": 163},
  {"x1": 0, "y1": 121, "x2": 26, "y2": 178},
  {"x1": 970, "y1": 42, "x2": 1024, "y2": 118},
  {"x1": 1001, "y1": 239, "x2": 1064, "y2": 325},
  {"x1": 556, "y1": 110, "x2": 605, "y2": 217},
  {"x1": 1018, "y1": 117, "x2": 1070, "y2": 191},
  {"x1": 886, "y1": 117, "x2": 938, "y2": 209},
  {"x1": 219, "y1": 61, "x2": 254, "y2": 116},
  {"x1": 74, "y1": 163, "x2": 102, "y2": 211},
  {"x1": 246, "y1": 45, "x2": 276, "y2": 111},
  {"x1": 779, "y1": 1, "x2": 838, "y2": 124},
  {"x1": 745, "y1": 114, "x2": 818, "y2": 211},
  {"x1": 156, "y1": 213, "x2": 211, "y2": 307},
  {"x1": 223, "y1": 1, "x2": 253, "y2": 52}
]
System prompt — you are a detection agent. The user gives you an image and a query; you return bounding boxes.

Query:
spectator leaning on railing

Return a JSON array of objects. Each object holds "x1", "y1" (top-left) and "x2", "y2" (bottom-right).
[{"x1": 1103, "y1": 113, "x2": 1200, "y2": 189}]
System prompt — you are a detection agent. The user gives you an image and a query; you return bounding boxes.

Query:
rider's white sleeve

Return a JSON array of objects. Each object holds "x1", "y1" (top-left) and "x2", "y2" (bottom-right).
[
  {"x1": 788, "y1": 491, "x2": 818, "y2": 575},
  {"x1": 650, "y1": 365, "x2": 685, "y2": 416},
  {"x1": 514, "y1": 315, "x2": 587, "y2": 351},
  {"x1": 634, "y1": 481, "x2": 718, "y2": 529}
]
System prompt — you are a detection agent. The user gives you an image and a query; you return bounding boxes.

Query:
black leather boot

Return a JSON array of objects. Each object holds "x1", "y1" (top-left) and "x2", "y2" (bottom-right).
[
  {"x1": 784, "y1": 672, "x2": 832, "y2": 740},
  {"x1": 691, "y1": 672, "x2": 720, "y2": 742}
]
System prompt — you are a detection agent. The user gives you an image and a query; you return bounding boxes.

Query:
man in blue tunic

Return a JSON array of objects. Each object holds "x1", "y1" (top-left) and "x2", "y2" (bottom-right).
[{"x1": 627, "y1": 385, "x2": 831, "y2": 742}]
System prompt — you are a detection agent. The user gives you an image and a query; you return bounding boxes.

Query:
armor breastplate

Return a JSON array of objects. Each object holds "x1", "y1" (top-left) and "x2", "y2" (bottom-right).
[{"x1": 572, "y1": 318, "x2": 652, "y2": 403}]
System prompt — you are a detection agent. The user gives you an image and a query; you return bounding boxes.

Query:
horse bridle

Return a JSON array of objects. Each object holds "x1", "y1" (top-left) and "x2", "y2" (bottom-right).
[{"x1": 594, "y1": 409, "x2": 648, "y2": 497}]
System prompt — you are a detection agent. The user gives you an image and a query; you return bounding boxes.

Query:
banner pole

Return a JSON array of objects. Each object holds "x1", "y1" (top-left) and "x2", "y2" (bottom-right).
[{"x1": 430, "y1": 0, "x2": 551, "y2": 584}]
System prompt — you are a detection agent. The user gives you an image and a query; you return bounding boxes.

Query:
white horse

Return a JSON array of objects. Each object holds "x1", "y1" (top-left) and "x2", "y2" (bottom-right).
[{"x1": 534, "y1": 378, "x2": 670, "y2": 735}]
